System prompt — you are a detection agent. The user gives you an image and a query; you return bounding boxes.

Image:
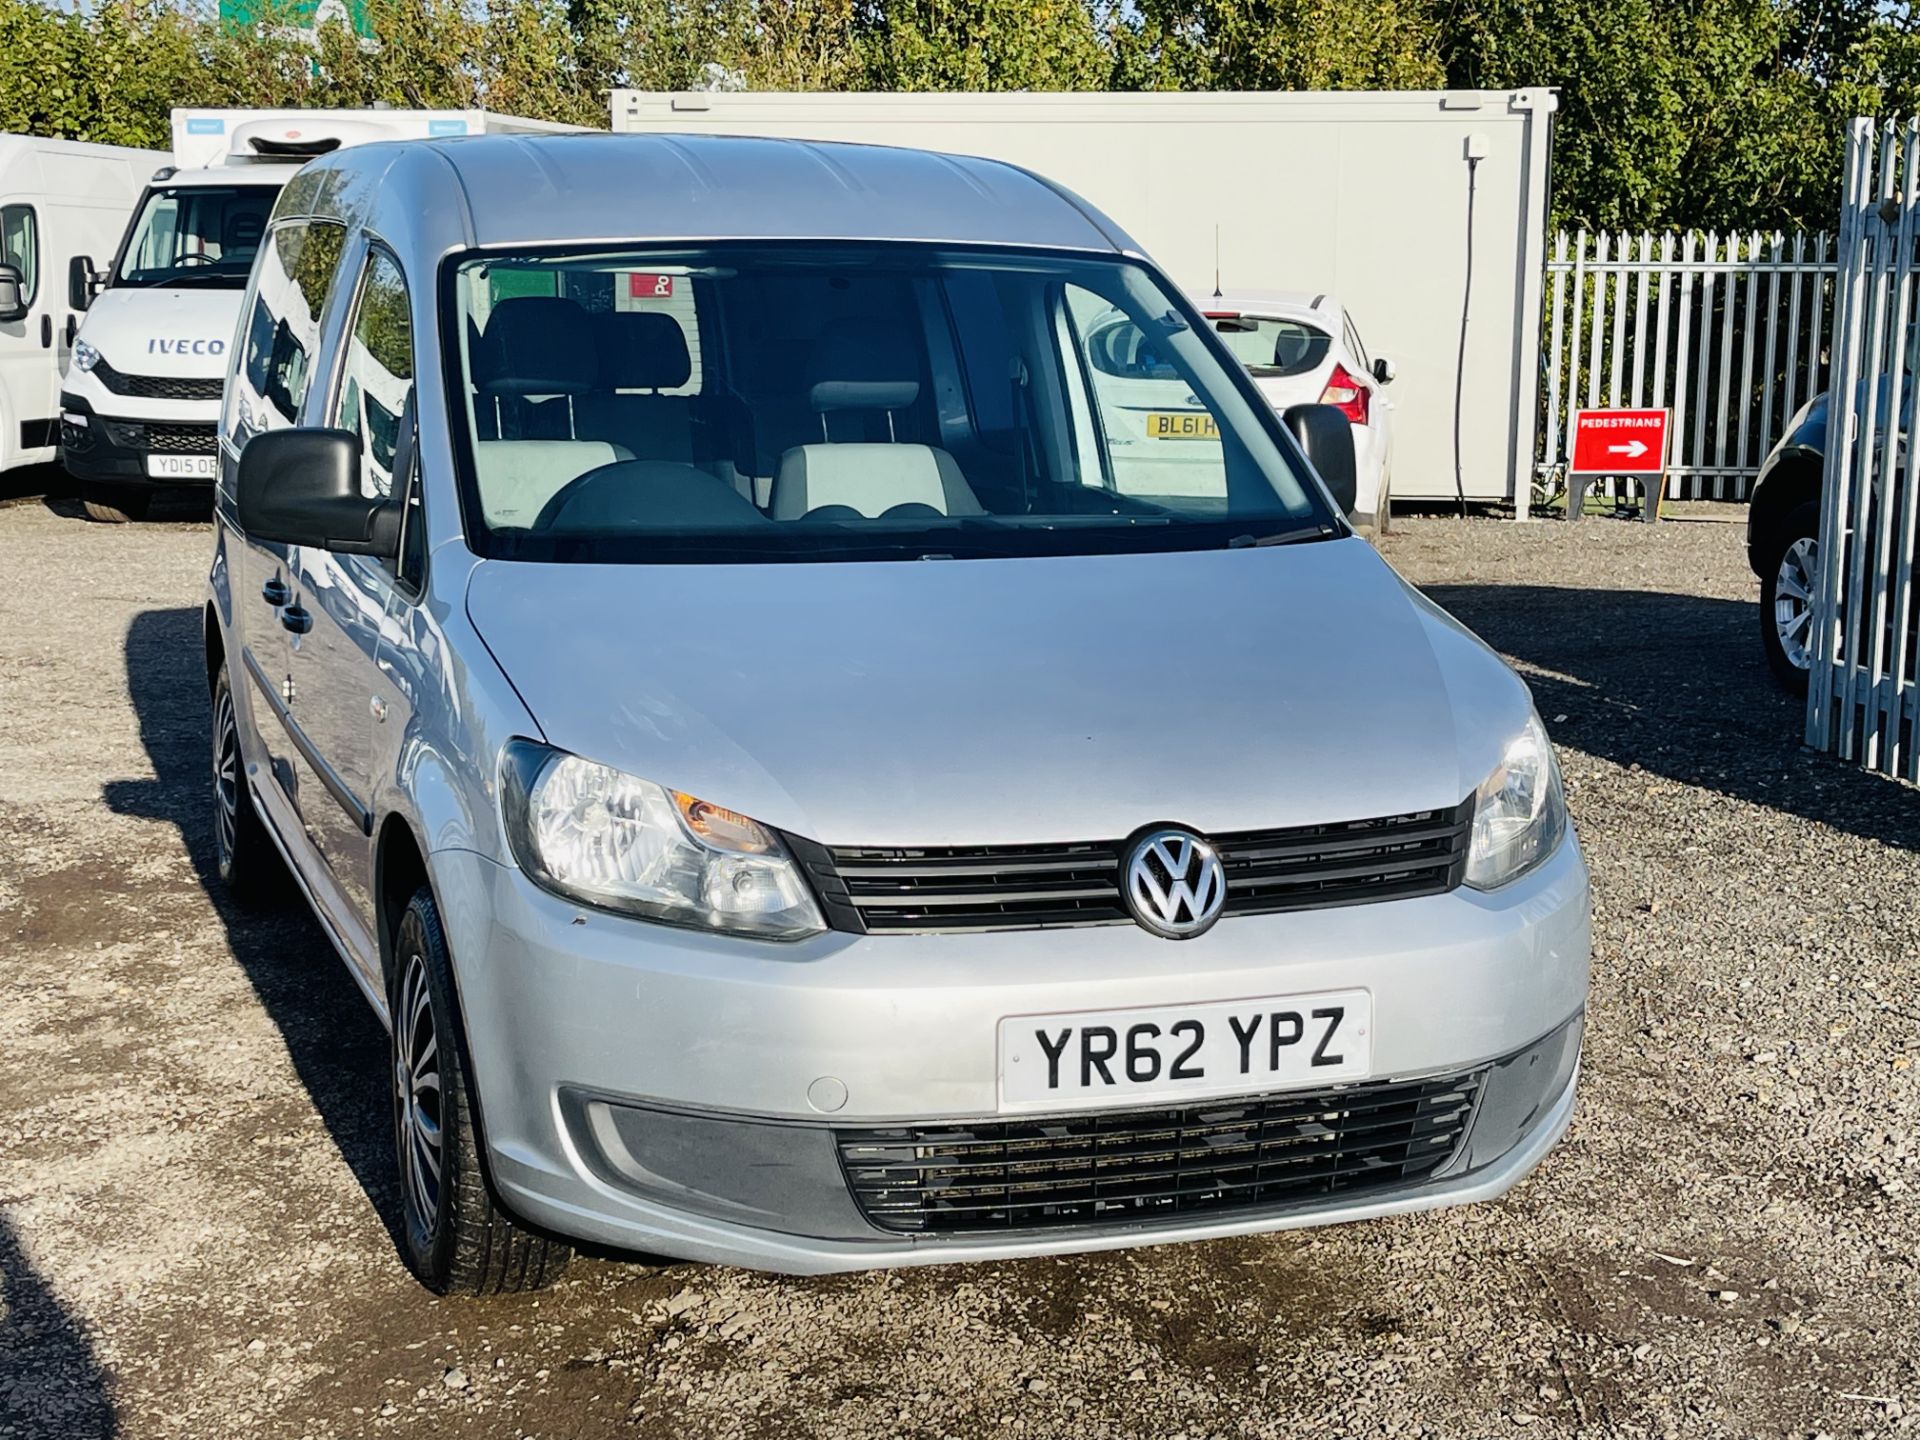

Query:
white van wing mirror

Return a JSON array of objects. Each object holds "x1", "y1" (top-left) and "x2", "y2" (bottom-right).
[
  {"x1": 0, "y1": 264, "x2": 25, "y2": 324},
  {"x1": 68, "y1": 255, "x2": 100, "y2": 313}
]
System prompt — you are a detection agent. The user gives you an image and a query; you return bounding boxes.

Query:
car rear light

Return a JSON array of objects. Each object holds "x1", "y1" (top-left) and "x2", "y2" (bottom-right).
[{"x1": 1319, "y1": 363, "x2": 1370, "y2": 425}]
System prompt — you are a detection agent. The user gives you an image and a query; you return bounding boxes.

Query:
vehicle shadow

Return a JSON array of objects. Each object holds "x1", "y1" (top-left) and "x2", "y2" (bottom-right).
[
  {"x1": 0, "y1": 460, "x2": 70, "y2": 506},
  {"x1": 0, "y1": 1211, "x2": 117, "y2": 1438},
  {"x1": 101, "y1": 606, "x2": 404, "y2": 1257},
  {"x1": 1420, "y1": 582, "x2": 1920, "y2": 853}
]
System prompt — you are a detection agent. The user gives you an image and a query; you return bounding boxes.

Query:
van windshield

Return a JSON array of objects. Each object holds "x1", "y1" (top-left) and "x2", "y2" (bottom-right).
[
  {"x1": 446, "y1": 243, "x2": 1339, "y2": 564},
  {"x1": 115, "y1": 184, "x2": 278, "y2": 290}
]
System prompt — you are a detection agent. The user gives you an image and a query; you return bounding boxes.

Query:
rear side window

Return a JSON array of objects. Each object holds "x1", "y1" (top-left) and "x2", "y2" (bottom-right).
[
  {"x1": 0, "y1": 204, "x2": 37, "y2": 304},
  {"x1": 228, "y1": 220, "x2": 345, "y2": 439},
  {"x1": 1211, "y1": 317, "x2": 1330, "y2": 378}
]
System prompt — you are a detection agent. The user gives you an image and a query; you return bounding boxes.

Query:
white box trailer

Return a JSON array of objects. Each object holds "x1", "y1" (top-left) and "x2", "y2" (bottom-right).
[
  {"x1": 61, "y1": 107, "x2": 589, "y2": 520},
  {"x1": 0, "y1": 135, "x2": 167, "y2": 475},
  {"x1": 612, "y1": 89, "x2": 1557, "y2": 513}
]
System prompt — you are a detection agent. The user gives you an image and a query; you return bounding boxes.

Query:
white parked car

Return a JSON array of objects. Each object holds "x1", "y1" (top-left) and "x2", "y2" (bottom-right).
[{"x1": 1195, "y1": 290, "x2": 1395, "y2": 529}]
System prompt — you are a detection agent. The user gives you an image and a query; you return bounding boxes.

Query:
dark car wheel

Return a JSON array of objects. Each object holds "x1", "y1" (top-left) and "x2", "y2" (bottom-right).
[
  {"x1": 211, "y1": 665, "x2": 283, "y2": 905},
  {"x1": 83, "y1": 486, "x2": 151, "y2": 524},
  {"x1": 391, "y1": 886, "x2": 572, "y2": 1295},
  {"x1": 1758, "y1": 500, "x2": 1821, "y2": 696}
]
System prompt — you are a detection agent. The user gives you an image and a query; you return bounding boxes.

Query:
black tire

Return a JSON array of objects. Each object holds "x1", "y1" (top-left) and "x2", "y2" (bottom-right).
[
  {"x1": 1758, "y1": 499, "x2": 1820, "y2": 696},
  {"x1": 82, "y1": 486, "x2": 151, "y2": 524},
  {"x1": 390, "y1": 887, "x2": 572, "y2": 1295},
  {"x1": 211, "y1": 665, "x2": 284, "y2": 906}
]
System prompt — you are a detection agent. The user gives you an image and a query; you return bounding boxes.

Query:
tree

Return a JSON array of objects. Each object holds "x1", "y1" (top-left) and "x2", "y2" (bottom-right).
[
  {"x1": 855, "y1": 0, "x2": 1111, "y2": 91},
  {"x1": 1114, "y1": 0, "x2": 1444, "y2": 91}
]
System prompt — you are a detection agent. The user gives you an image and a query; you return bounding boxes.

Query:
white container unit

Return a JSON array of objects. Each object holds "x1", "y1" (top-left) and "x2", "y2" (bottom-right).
[{"x1": 612, "y1": 89, "x2": 1557, "y2": 514}]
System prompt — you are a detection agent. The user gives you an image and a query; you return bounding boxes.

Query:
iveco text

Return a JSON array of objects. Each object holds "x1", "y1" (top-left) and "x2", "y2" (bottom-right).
[{"x1": 206, "y1": 132, "x2": 1590, "y2": 1292}]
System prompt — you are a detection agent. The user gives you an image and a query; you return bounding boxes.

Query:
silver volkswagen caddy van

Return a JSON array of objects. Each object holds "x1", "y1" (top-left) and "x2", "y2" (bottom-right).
[{"x1": 206, "y1": 133, "x2": 1590, "y2": 1293}]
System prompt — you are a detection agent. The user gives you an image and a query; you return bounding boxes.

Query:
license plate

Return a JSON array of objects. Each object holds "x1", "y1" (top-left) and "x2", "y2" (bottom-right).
[
  {"x1": 998, "y1": 989, "x2": 1372, "y2": 1111},
  {"x1": 1144, "y1": 411, "x2": 1218, "y2": 440},
  {"x1": 146, "y1": 453, "x2": 216, "y2": 480}
]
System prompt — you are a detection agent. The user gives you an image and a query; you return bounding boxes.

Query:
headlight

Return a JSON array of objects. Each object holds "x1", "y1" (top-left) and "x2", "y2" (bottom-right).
[
  {"x1": 500, "y1": 741, "x2": 825, "y2": 941},
  {"x1": 72, "y1": 340, "x2": 101, "y2": 373},
  {"x1": 1463, "y1": 712, "x2": 1567, "y2": 890}
]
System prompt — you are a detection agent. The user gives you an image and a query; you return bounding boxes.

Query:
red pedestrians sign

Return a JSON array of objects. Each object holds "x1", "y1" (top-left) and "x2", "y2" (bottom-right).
[{"x1": 1570, "y1": 408, "x2": 1669, "y2": 474}]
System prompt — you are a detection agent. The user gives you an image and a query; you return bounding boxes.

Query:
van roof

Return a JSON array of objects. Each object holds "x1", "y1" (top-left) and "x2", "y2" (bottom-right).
[{"x1": 332, "y1": 132, "x2": 1138, "y2": 256}]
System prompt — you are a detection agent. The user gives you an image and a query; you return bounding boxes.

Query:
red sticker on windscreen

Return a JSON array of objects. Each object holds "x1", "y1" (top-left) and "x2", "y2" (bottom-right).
[{"x1": 628, "y1": 273, "x2": 675, "y2": 298}]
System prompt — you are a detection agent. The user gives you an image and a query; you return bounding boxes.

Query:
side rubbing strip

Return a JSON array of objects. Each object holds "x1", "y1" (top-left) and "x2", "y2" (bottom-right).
[{"x1": 241, "y1": 647, "x2": 374, "y2": 837}]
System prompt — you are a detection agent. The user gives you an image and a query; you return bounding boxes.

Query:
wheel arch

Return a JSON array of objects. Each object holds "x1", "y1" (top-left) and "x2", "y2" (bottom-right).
[
  {"x1": 375, "y1": 813, "x2": 433, "y2": 993},
  {"x1": 203, "y1": 601, "x2": 223, "y2": 697},
  {"x1": 1747, "y1": 449, "x2": 1823, "y2": 574}
]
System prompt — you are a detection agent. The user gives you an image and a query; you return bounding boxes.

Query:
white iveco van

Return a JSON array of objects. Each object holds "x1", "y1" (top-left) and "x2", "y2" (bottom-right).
[
  {"x1": 60, "y1": 108, "x2": 581, "y2": 521},
  {"x1": 0, "y1": 134, "x2": 163, "y2": 479}
]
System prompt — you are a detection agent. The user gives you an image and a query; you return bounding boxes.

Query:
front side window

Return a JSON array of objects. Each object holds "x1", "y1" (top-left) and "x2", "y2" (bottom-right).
[
  {"x1": 115, "y1": 185, "x2": 278, "y2": 291},
  {"x1": 1065, "y1": 285, "x2": 1228, "y2": 500},
  {"x1": 226, "y1": 219, "x2": 346, "y2": 441},
  {"x1": 1, "y1": 205, "x2": 37, "y2": 304},
  {"x1": 334, "y1": 249, "x2": 414, "y2": 499},
  {"x1": 444, "y1": 243, "x2": 1334, "y2": 564}
]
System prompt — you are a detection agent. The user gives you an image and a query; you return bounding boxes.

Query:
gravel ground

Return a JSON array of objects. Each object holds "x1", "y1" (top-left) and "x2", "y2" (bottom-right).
[{"x1": 2, "y1": 487, "x2": 1918, "y2": 1440}]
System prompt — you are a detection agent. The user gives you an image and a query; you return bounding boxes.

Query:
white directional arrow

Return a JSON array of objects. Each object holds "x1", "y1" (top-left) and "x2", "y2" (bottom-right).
[{"x1": 1606, "y1": 439, "x2": 1650, "y2": 459}]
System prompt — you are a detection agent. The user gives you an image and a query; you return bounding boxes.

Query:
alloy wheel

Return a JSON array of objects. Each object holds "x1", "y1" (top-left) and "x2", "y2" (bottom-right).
[
  {"x1": 1773, "y1": 535, "x2": 1818, "y2": 672},
  {"x1": 394, "y1": 951, "x2": 445, "y2": 1246},
  {"x1": 213, "y1": 685, "x2": 240, "y2": 869}
]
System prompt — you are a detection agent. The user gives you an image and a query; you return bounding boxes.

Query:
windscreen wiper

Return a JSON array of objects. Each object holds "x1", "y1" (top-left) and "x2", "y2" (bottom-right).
[{"x1": 1225, "y1": 523, "x2": 1338, "y2": 548}]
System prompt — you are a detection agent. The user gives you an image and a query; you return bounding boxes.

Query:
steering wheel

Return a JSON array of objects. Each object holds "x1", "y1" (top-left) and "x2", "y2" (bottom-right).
[{"x1": 173, "y1": 253, "x2": 216, "y2": 267}]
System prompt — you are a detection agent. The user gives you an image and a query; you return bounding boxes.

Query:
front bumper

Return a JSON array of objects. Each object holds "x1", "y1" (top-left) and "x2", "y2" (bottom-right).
[
  {"x1": 430, "y1": 831, "x2": 1590, "y2": 1273},
  {"x1": 58, "y1": 390, "x2": 219, "y2": 487}
]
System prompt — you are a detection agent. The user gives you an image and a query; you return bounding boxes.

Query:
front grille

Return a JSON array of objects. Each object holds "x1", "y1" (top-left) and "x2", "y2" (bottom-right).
[
  {"x1": 837, "y1": 1070, "x2": 1483, "y2": 1234},
  {"x1": 145, "y1": 422, "x2": 218, "y2": 455},
  {"x1": 821, "y1": 803, "x2": 1471, "y2": 934},
  {"x1": 92, "y1": 360, "x2": 223, "y2": 402}
]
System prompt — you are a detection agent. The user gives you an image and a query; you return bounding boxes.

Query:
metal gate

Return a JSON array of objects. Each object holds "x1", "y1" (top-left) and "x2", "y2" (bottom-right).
[
  {"x1": 1538, "y1": 229, "x2": 1836, "y2": 501},
  {"x1": 1806, "y1": 118, "x2": 1920, "y2": 780}
]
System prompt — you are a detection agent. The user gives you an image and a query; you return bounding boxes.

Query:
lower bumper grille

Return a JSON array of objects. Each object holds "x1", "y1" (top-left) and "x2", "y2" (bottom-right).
[{"x1": 836, "y1": 1070, "x2": 1483, "y2": 1235}]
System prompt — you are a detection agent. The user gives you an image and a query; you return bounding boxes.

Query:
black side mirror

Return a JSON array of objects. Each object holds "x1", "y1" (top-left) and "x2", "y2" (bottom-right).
[
  {"x1": 68, "y1": 255, "x2": 98, "y2": 312},
  {"x1": 237, "y1": 428, "x2": 399, "y2": 557},
  {"x1": 0, "y1": 264, "x2": 25, "y2": 323},
  {"x1": 1371, "y1": 356, "x2": 1396, "y2": 385},
  {"x1": 1284, "y1": 402, "x2": 1358, "y2": 516}
]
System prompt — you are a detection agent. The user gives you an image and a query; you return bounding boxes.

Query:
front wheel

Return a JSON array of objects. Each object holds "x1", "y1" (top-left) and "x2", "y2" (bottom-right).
[
  {"x1": 83, "y1": 486, "x2": 151, "y2": 524},
  {"x1": 1758, "y1": 500, "x2": 1821, "y2": 695},
  {"x1": 391, "y1": 887, "x2": 572, "y2": 1295}
]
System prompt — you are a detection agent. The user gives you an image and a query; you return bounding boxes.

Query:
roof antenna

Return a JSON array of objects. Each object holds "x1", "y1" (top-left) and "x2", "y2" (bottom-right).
[{"x1": 1213, "y1": 225, "x2": 1223, "y2": 299}]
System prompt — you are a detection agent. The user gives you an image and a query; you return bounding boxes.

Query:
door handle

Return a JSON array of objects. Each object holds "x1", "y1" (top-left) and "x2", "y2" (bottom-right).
[
  {"x1": 64, "y1": 315, "x2": 75, "y2": 347},
  {"x1": 39, "y1": 314, "x2": 50, "y2": 348},
  {"x1": 281, "y1": 604, "x2": 313, "y2": 635},
  {"x1": 261, "y1": 577, "x2": 290, "y2": 607}
]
